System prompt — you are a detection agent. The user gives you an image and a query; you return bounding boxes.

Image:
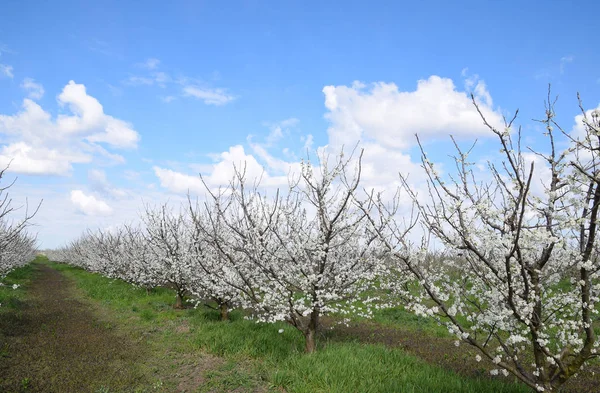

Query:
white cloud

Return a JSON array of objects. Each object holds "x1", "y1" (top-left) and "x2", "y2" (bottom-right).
[
  {"x1": 153, "y1": 72, "x2": 170, "y2": 86},
  {"x1": 463, "y1": 71, "x2": 493, "y2": 107},
  {"x1": 267, "y1": 126, "x2": 283, "y2": 144},
  {"x1": 127, "y1": 60, "x2": 234, "y2": 105},
  {"x1": 569, "y1": 103, "x2": 600, "y2": 165},
  {"x1": 535, "y1": 55, "x2": 575, "y2": 80},
  {"x1": 85, "y1": 117, "x2": 140, "y2": 148},
  {"x1": 0, "y1": 81, "x2": 140, "y2": 175},
  {"x1": 154, "y1": 144, "x2": 292, "y2": 196},
  {"x1": 70, "y1": 190, "x2": 113, "y2": 216},
  {"x1": 560, "y1": 55, "x2": 574, "y2": 74},
  {"x1": 0, "y1": 44, "x2": 15, "y2": 56},
  {"x1": 141, "y1": 58, "x2": 160, "y2": 70},
  {"x1": 155, "y1": 75, "x2": 502, "y2": 208},
  {"x1": 0, "y1": 143, "x2": 91, "y2": 175},
  {"x1": 56, "y1": 81, "x2": 140, "y2": 148},
  {"x1": 125, "y1": 75, "x2": 154, "y2": 86},
  {"x1": 207, "y1": 145, "x2": 290, "y2": 187},
  {"x1": 21, "y1": 78, "x2": 44, "y2": 100},
  {"x1": 262, "y1": 118, "x2": 299, "y2": 146},
  {"x1": 278, "y1": 118, "x2": 299, "y2": 128},
  {"x1": 302, "y1": 134, "x2": 314, "y2": 151},
  {"x1": 88, "y1": 169, "x2": 127, "y2": 199},
  {"x1": 153, "y1": 166, "x2": 205, "y2": 195},
  {"x1": 571, "y1": 103, "x2": 600, "y2": 140},
  {"x1": 0, "y1": 64, "x2": 13, "y2": 78},
  {"x1": 125, "y1": 72, "x2": 170, "y2": 88},
  {"x1": 123, "y1": 170, "x2": 140, "y2": 180},
  {"x1": 183, "y1": 86, "x2": 235, "y2": 105},
  {"x1": 88, "y1": 39, "x2": 123, "y2": 59},
  {"x1": 322, "y1": 76, "x2": 503, "y2": 151},
  {"x1": 107, "y1": 84, "x2": 123, "y2": 96}
]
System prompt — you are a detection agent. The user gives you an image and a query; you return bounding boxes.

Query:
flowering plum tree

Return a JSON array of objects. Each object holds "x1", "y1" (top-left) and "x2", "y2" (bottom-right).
[
  {"x1": 142, "y1": 204, "x2": 196, "y2": 309},
  {"x1": 369, "y1": 91, "x2": 600, "y2": 392},
  {"x1": 187, "y1": 197, "x2": 245, "y2": 321},
  {"x1": 205, "y1": 151, "x2": 386, "y2": 352},
  {"x1": 0, "y1": 166, "x2": 39, "y2": 279},
  {"x1": 119, "y1": 224, "x2": 163, "y2": 292}
]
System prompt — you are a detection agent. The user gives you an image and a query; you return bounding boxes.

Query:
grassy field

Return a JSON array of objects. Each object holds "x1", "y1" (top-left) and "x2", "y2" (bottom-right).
[{"x1": 49, "y1": 260, "x2": 532, "y2": 393}]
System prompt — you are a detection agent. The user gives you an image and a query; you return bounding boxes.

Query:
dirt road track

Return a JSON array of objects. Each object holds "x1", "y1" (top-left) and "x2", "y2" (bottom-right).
[{"x1": 0, "y1": 263, "x2": 149, "y2": 392}]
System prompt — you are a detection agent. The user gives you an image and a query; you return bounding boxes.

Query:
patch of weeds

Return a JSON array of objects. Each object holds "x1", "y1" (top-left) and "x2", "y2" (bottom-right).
[
  {"x1": 0, "y1": 343, "x2": 10, "y2": 358},
  {"x1": 20, "y1": 377, "x2": 30, "y2": 390},
  {"x1": 151, "y1": 380, "x2": 164, "y2": 390},
  {"x1": 0, "y1": 264, "x2": 36, "y2": 310},
  {"x1": 199, "y1": 361, "x2": 260, "y2": 393},
  {"x1": 140, "y1": 309, "x2": 155, "y2": 321}
]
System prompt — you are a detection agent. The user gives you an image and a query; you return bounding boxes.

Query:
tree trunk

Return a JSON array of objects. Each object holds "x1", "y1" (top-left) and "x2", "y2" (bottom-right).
[
  {"x1": 304, "y1": 309, "x2": 320, "y2": 353},
  {"x1": 175, "y1": 292, "x2": 184, "y2": 309},
  {"x1": 219, "y1": 302, "x2": 230, "y2": 321}
]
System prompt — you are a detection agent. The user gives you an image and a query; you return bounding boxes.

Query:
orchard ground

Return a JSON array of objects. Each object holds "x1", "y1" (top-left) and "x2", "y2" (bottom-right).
[{"x1": 0, "y1": 257, "x2": 598, "y2": 393}]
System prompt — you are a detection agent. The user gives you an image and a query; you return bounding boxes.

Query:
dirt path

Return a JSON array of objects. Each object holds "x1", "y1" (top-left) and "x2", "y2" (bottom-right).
[{"x1": 0, "y1": 263, "x2": 150, "y2": 392}]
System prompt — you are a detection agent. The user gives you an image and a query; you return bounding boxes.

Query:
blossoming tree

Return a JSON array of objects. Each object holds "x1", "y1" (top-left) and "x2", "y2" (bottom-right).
[
  {"x1": 369, "y1": 91, "x2": 600, "y2": 392},
  {"x1": 142, "y1": 204, "x2": 196, "y2": 309},
  {"x1": 187, "y1": 196, "x2": 245, "y2": 321},
  {"x1": 0, "y1": 166, "x2": 39, "y2": 279},
  {"x1": 204, "y1": 151, "x2": 386, "y2": 352}
]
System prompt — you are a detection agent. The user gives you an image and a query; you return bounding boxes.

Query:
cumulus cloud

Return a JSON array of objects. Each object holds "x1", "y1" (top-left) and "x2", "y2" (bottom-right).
[
  {"x1": 153, "y1": 166, "x2": 205, "y2": 195},
  {"x1": 322, "y1": 76, "x2": 503, "y2": 150},
  {"x1": 318, "y1": 75, "x2": 505, "y2": 191},
  {"x1": 88, "y1": 169, "x2": 127, "y2": 199},
  {"x1": 0, "y1": 143, "x2": 91, "y2": 175},
  {"x1": 206, "y1": 145, "x2": 291, "y2": 187},
  {"x1": 56, "y1": 81, "x2": 139, "y2": 147},
  {"x1": 154, "y1": 144, "x2": 293, "y2": 195},
  {"x1": 21, "y1": 78, "x2": 44, "y2": 100},
  {"x1": 568, "y1": 103, "x2": 600, "y2": 164},
  {"x1": 0, "y1": 64, "x2": 13, "y2": 78},
  {"x1": 182, "y1": 86, "x2": 235, "y2": 105},
  {"x1": 571, "y1": 103, "x2": 600, "y2": 140},
  {"x1": 0, "y1": 81, "x2": 140, "y2": 175},
  {"x1": 156, "y1": 75, "x2": 502, "y2": 202},
  {"x1": 70, "y1": 190, "x2": 113, "y2": 216}
]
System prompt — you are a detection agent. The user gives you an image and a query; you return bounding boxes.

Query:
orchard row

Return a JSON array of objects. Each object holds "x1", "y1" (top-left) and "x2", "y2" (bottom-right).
[{"x1": 48, "y1": 95, "x2": 600, "y2": 392}]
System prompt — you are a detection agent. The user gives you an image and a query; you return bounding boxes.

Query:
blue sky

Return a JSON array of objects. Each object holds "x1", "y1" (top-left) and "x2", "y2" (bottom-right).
[{"x1": 0, "y1": 0, "x2": 599, "y2": 248}]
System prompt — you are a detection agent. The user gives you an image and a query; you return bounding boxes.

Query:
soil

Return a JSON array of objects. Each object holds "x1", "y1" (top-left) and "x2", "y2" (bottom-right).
[{"x1": 0, "y1": 264, "x2": 151, "y2": 392}]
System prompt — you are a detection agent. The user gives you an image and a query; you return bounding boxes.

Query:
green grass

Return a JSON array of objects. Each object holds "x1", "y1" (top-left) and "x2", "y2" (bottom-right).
[
  {"x1": 373, "y1": 306, "x2": 451, "y2": 337},
  {"x1": 271, "y1": 343, "x2": 524, "y2": 393},
  {"x1": 48, "y1": 262, "x2": 531, "y2": 393},
  {"x1": 0, "y1": 261, "x2": 37, "y2": 360},
  {"x1": 0, "y1": 261, "x2": 37, "y2": 311}
]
